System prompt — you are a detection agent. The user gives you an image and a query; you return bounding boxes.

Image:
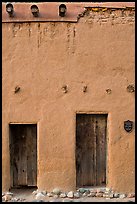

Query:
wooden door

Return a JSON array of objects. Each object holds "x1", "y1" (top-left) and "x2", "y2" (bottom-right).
[
  {"x1": 9, "y1": 124, "x2": 37, "y2": 188},
  {"x1": 76, "y1": 114, "x2": 107, "y2": 187}
]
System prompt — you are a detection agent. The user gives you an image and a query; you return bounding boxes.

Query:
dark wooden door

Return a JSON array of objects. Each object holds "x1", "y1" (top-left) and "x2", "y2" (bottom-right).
[
  {"x1": 9, "y1": 124, "x2": 37, "y2": 188},
  {"x1": 76, "y1": 114, "x2": 107, "y2": 187}
]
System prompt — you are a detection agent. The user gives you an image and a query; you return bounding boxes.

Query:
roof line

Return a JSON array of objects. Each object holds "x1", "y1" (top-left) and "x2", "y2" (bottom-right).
[{"x1": 2, "y1": 2, "x2": 135, "y2": 23}]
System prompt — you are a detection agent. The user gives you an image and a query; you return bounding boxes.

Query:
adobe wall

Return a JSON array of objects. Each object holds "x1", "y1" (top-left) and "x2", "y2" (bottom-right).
[{"x1": 2, "y1": 3, "x2": 135, "y2": 193}]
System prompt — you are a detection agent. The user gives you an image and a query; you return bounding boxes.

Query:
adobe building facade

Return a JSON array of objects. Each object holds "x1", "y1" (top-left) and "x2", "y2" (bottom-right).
[{"x1": 2, "y1": 2, "x2": 135, "y2": 194}]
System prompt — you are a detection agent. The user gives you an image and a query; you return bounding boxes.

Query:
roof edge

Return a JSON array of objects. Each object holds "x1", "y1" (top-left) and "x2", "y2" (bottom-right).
[{"x1": 2, "y1": 2, "x2": 135, "y2": 23}]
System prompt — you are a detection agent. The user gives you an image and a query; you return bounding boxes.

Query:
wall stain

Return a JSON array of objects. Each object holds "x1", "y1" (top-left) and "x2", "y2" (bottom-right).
[
  {"x1": 73, "y1": 26, "x2": 76, "y2": 38},
  {"x1": 72, "y1": 26, "x2": 76, "y2": 54},
  {"x1": 50, "y1": 22, "x2": 56, "y2": 39},
  {"x1": 43, "y1": 26, "x2": 48, "y2": 36},
  {"x1": 27, "y1": 23, "x2": 31, "y2": 37},
  {"x1": 12, "y1": 23, "x2": 22, "y2": 37},
  {"x1": 67, "y1": 23, "x2": 71, "y2": 54},
  {"x1": 37, "y1": 23, "x2": 42, "y2": 48}
]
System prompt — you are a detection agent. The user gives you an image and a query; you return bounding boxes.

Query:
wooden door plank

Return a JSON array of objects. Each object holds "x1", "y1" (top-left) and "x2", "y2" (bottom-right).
[
  {"x1": 32, "y1": 125, "x2": 37, "y2": 186},
  {"x1": 12, "y1": 126, "x2": 19, "y2": 187},
  {"x1": 17, "y1": 125, "x2": 27, "y2": 186},
  {"x1": 92, "y1": 115, "x2": 97, "y2": 186},
  {"x1": 27, "y1": 125, "x2": 37, "y2": 186},
  {"x1": 9, "y1": 126, "x2": 14, "y2": 187},
  {"x1": 96, "y1": 115, "x2": 107, "y2": 186},
  {"x1": 10, "y1": 125, "x2": 27, "y2": 187}
]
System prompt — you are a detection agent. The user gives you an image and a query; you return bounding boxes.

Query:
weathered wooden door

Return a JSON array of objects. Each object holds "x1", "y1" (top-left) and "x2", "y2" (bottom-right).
[
  {"x1": 9, "y1": 124, "x2": 37, "y2": 188},
  {"x1": 76, "y1": 114, "x2": 107, "y2": 187}
]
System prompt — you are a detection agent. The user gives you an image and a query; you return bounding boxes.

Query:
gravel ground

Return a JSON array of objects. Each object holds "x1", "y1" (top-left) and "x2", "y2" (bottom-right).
[{"x1": 2, "y1": 188, "x2": 135, "y2": 202}]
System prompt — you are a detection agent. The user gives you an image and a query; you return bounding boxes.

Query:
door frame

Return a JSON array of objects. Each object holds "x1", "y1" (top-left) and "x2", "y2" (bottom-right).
[
  {"x1": 75, "y1": 111, "x2": 109, "y2": 188},
  {"x1": 9, "y1": 122, "x2": 38, "y2": 189}
]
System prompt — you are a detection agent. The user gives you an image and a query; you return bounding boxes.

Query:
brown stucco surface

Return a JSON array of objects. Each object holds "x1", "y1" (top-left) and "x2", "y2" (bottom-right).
[{"x1": 2, "y1": 2, "x2": 135, "y2": 194}]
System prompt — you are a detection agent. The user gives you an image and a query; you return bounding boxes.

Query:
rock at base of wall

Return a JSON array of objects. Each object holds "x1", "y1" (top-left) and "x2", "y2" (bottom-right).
[
  {"x1": 127, "y1": 193, "x2": 135, "y2": 198},
  {"x1": 114, "y1": 193, "x2": 120, "y2": 198},
  {"x1": 74, "y1": 192, "x2": 81, "y2": 198},
  {"x1": 96, "y1": 192, "x2": 104, "y2": 197},
  {"x1": 52, "y1": 188, "x2": 61, "y2": 195},
  {"x1": 47, "y1": 192, "x2": 54, "y2": 197},
  {"x1": 119, "y1": 194, "x2": 126, "y2": 199},
  {"x1": 60, "y1": 193, "x2": 67, "y2": 198},
  {"x1": 88, "y1": 192, "x2": 96, "y2": 197},
  {"x1": 67, "y1": 191, "x2": 74, "y2": 198},
  {"x1": 35, "y1": 192, "x2": 45, "y2": 200},
  {"x1": 3, "y1": 194, "x2": 13, "y2": 202}
]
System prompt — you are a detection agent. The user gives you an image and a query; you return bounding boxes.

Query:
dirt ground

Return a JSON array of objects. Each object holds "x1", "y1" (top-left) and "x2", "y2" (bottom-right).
[{"x1": 5, "y1": 188, "x2": 135, "y2": 202}]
